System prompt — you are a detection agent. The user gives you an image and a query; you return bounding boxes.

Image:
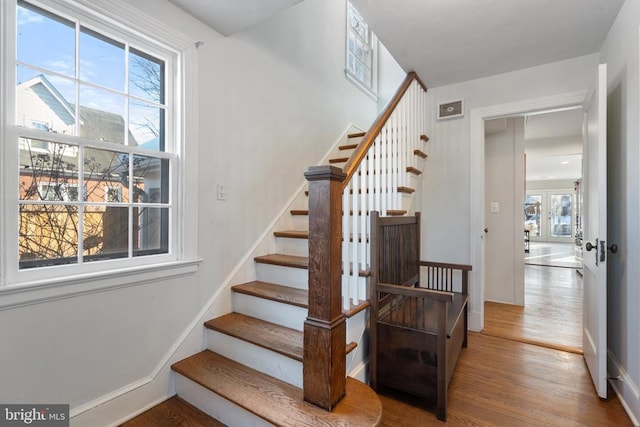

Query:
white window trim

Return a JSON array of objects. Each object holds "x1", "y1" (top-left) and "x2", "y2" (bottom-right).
[
  {"x1": 0, "y1": 0, "x2": 201, "y2": 300},
  {"x1": 344, "y1": 1, "x2": 378, "y2": 101}
]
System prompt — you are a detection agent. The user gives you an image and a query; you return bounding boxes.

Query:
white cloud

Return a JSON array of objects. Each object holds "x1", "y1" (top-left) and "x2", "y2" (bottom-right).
[{"x1": 18, "y1": 9, "x2": 44, "y2": 25}]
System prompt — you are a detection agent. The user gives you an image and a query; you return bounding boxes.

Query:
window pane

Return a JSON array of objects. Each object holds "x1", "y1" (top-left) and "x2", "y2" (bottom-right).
[
  {"x1": 129, "y1": 101, "x2": 164, "y2": 151},
  {"x1": 132, "y1": 156, "x2": 169, "y2": 203},
  {"x1": 80, "y1": 26, "x2": 125, "y2": 91},
  {"x1": 84, "y1": 206, "x2": 129, "y2": 262},
  {"x1": 79, "y1": 84, "x2": 126, "y2": 144},
  {"x1": 551, "y1": 194, "x2": 572, "y2": 238},
  {"x1": 84, "y1": 147, "x2": 129, "y2": 203},
  {"x1": 133, "y1": 207, "x2": 168, "y2": 256},
  {"x1": 524, "y1": 195, "x2": 542, "y2": 237},
  {"x1": 129, "y1": 48, "x2": 164, "y2": 103},
  {"x1": 19, "y1": 204, "x2": 79, "y2": 268},
  {"x1": 17, "y1": 1, "x2": 75, "y2": 77},
  {"x1": 16, "y1": 66, "x2": 77, "y2": 132},
  {"x1": 19, "y1": 139, "x2": 79, "y2": 201}
]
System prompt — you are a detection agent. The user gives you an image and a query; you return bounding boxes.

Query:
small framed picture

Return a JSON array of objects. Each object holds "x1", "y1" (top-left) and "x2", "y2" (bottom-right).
[{"x1": 437, "y1": 99, "x2": 464, "y2": 120}]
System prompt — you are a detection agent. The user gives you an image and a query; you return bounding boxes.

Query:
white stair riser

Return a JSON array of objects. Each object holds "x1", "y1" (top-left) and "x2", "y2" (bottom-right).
[
  {"x1": 255, "y1": 264, "x2": 308, "y2": 290},
  {"x1": 175, "y1": 376, "x2": 272, "y2": 427},
  {"x1": 291, "y1": 215, "x2": 308, "y2": 230},
  {"x1": 275, "y1": 237, "x2": 308, "y2": 257},
  {"x1": 206, "y1": 329, "x2": 303, "y2": 388},
  {"x1": 232, "y1": 292, "x2": 306, "y2": 331}
]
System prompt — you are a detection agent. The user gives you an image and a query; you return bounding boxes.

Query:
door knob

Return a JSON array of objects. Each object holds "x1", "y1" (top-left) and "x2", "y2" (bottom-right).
[
  {"x1": 608, "y1": 244, "x2": 619, "y2": 254},
  {"x1": 585, "y1": 242, "x2": 596, "y2": 251}
]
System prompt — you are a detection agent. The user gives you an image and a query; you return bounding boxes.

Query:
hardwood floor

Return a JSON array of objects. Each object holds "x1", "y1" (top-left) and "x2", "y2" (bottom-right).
[
  {"x1": 124, "y1": 264, "x2": 632, "y2": 426},
  {"x1": 379, "y1": 333, "x2": 631, "y2": 426},
  {"x1": 121, "y1": 396, "x2": 225, "y2": 426},
  {"x1": 483, "y1": 264, "x2": 583, "y2": 353}
]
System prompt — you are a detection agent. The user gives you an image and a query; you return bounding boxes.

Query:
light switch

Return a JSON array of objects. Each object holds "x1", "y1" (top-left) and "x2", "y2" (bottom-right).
[{"x1": 490, "y1": 202, "x2": 499, "y2": 213}]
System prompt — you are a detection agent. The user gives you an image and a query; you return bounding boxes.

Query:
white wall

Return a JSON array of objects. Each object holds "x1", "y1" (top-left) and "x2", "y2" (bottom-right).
[
  {"x1": 599, "y1": 0, "x2": 640, "y2": 423},
  {"x1": 418, "y1": 54, "x2": 599, "y2": 329},
  {"x1": 0, "y1": 0, "x2": 401, "y2": 425},
  {"x1": 484, "y1": 117, "x2": 525, "y2": 304},
  {"x1": 420, "y1": 53, "x2": 598, "y2": 264}
]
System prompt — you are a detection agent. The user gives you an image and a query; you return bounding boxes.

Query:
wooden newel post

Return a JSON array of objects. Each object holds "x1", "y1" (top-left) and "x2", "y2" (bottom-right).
[{"x1": 303, "y1": 165, "x2": 347, "y2": 410}]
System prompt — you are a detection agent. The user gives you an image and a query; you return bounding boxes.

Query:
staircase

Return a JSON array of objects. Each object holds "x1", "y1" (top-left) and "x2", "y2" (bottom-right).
[
  {"x1": 124, "y1": 72, "x2": 429, "y2": 426},
  {"x1": 168, "y1": 131, "x2": 383, "y2": 426}
]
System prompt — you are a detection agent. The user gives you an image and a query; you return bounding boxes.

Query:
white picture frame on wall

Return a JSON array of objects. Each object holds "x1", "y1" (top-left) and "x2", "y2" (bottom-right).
[{"x1": 437, "y1": 99, "x2": 464, "y2": 120}]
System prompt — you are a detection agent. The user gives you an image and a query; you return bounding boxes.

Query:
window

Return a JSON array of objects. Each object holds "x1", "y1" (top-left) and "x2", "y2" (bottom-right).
[
  {"x1": 345, "y1": 2, "x2": 377, "y2": 97},
  {"x1": 1, "y1": 0, "x2": 193, "y2": 287}
]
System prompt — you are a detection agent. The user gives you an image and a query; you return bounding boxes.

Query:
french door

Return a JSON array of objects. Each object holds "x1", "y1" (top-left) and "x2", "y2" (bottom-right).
[{"x1": 525, "y1": 190, "x2": 575, "y2": 242}]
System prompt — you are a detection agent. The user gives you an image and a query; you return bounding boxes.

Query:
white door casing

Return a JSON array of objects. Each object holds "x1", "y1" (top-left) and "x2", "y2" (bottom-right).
[{"x1": 582, "y1": 63, "x2": 608, "y2": 399}]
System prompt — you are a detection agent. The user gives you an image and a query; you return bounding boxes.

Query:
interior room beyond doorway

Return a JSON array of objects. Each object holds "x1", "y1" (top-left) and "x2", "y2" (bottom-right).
[{"x1": 483, "y1": 108, "x2": 584, "y2": 351}]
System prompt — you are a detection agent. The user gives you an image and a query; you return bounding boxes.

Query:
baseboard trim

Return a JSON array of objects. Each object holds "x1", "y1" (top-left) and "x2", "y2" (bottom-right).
[
  {"x1": 608, "y1": 350, "x2": 640, "y2": 426},
  {"x1": 469, "y1": 310, "x2": 482, "y2": 332}
]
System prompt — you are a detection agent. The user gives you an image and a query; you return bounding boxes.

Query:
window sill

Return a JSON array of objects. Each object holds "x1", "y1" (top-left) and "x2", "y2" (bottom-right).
[{"x1": 0, "y1": 259, "x2": 202, "y2": 311}]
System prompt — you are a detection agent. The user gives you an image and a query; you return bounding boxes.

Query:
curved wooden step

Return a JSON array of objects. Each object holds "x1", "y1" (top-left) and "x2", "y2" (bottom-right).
[{"x1": 172, "y1": 351, "x2": 382, "y2": 427}]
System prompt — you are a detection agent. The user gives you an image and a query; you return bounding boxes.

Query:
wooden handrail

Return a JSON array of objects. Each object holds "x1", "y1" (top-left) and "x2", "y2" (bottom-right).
[{"x1": 342, "y1": 71, "x2": 428, "y2": 186}]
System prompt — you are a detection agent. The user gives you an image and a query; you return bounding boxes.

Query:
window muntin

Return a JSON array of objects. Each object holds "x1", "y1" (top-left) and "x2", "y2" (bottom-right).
[
  {"x1": 345, "y1": 2, "x2": 377, "y2": 94},
  {"x1": 13, "y1": 1, "x2": 174, "y2": 271}
]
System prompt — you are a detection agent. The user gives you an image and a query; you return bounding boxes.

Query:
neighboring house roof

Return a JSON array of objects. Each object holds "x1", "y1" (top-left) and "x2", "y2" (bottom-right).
[
  {"x1": 17, "y1": 74, "x2": 138, "y2": 146},
  {"x1": 17, "y1": 75, "x2": 138, "y2": 183}
]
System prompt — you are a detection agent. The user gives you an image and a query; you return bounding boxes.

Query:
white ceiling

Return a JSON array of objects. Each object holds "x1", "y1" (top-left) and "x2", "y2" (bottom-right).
[
  {"x1": 350, "y1": 0, "x2": 624, "y2": 88},
  {"x1": 168, "y1": 0, "x2": 624, "y2": 88},
  {"x1": 167, "y1": 0, "x2": 303, "y2": 36}
]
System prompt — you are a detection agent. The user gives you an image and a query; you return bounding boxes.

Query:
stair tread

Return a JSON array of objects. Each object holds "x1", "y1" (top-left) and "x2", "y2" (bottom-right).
[
  {"x1": 406, "y1": 166, "x2": 422, "y2": 175},
  {"x1": 339, "y1": 143, "x2": 359, "y2": 150},
  {"x1": 172, "y1": 350, "x2": 381, "y2": 427},
  {"x1": 274, "y1": 229, "x2": 309, "y2": 239},
  {"x1": 232, "y1": 281, "x2": 370, "y2": 319},
  {"x1": 255, "y1": 253, "x2": 309, "y2": 269},
  {"x1": 348, "y1": 131, "x2": 366, "y2": 138},
  {"x1": 232, "y1": 281, "x2": 308, "y2": 308},
  {"x1": 414, "y1": 149, "x2": 428, "y2": 159},
  {"x1": 329, "y1": 157, "x2": 349, "y2": 163},
  {"x1": 206, "y1": 313, "x2": 303, "y2": 361}
]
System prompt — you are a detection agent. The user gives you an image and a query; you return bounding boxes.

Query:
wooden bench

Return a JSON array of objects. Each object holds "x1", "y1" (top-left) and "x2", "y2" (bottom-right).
[{"x1": 369, "y1": 212, "x2": 471, "y2": 421}]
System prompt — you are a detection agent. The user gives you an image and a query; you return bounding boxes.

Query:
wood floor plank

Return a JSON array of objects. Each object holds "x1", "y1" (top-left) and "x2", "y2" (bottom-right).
[
  {"x1": 483, "y1": 264, "x2": 582, "y2": 353},
  {"x1": 379, "y1": 333, "x2": 632, "y2": 426},
  {"x1": 120, "y1": 396, "x2": 225, "y2": 427}
]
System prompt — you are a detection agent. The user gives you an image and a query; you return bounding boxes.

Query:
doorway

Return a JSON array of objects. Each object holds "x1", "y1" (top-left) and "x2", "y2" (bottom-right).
[{"x1": 482, "y1": 107, "x2": 584, "y2": 352}]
